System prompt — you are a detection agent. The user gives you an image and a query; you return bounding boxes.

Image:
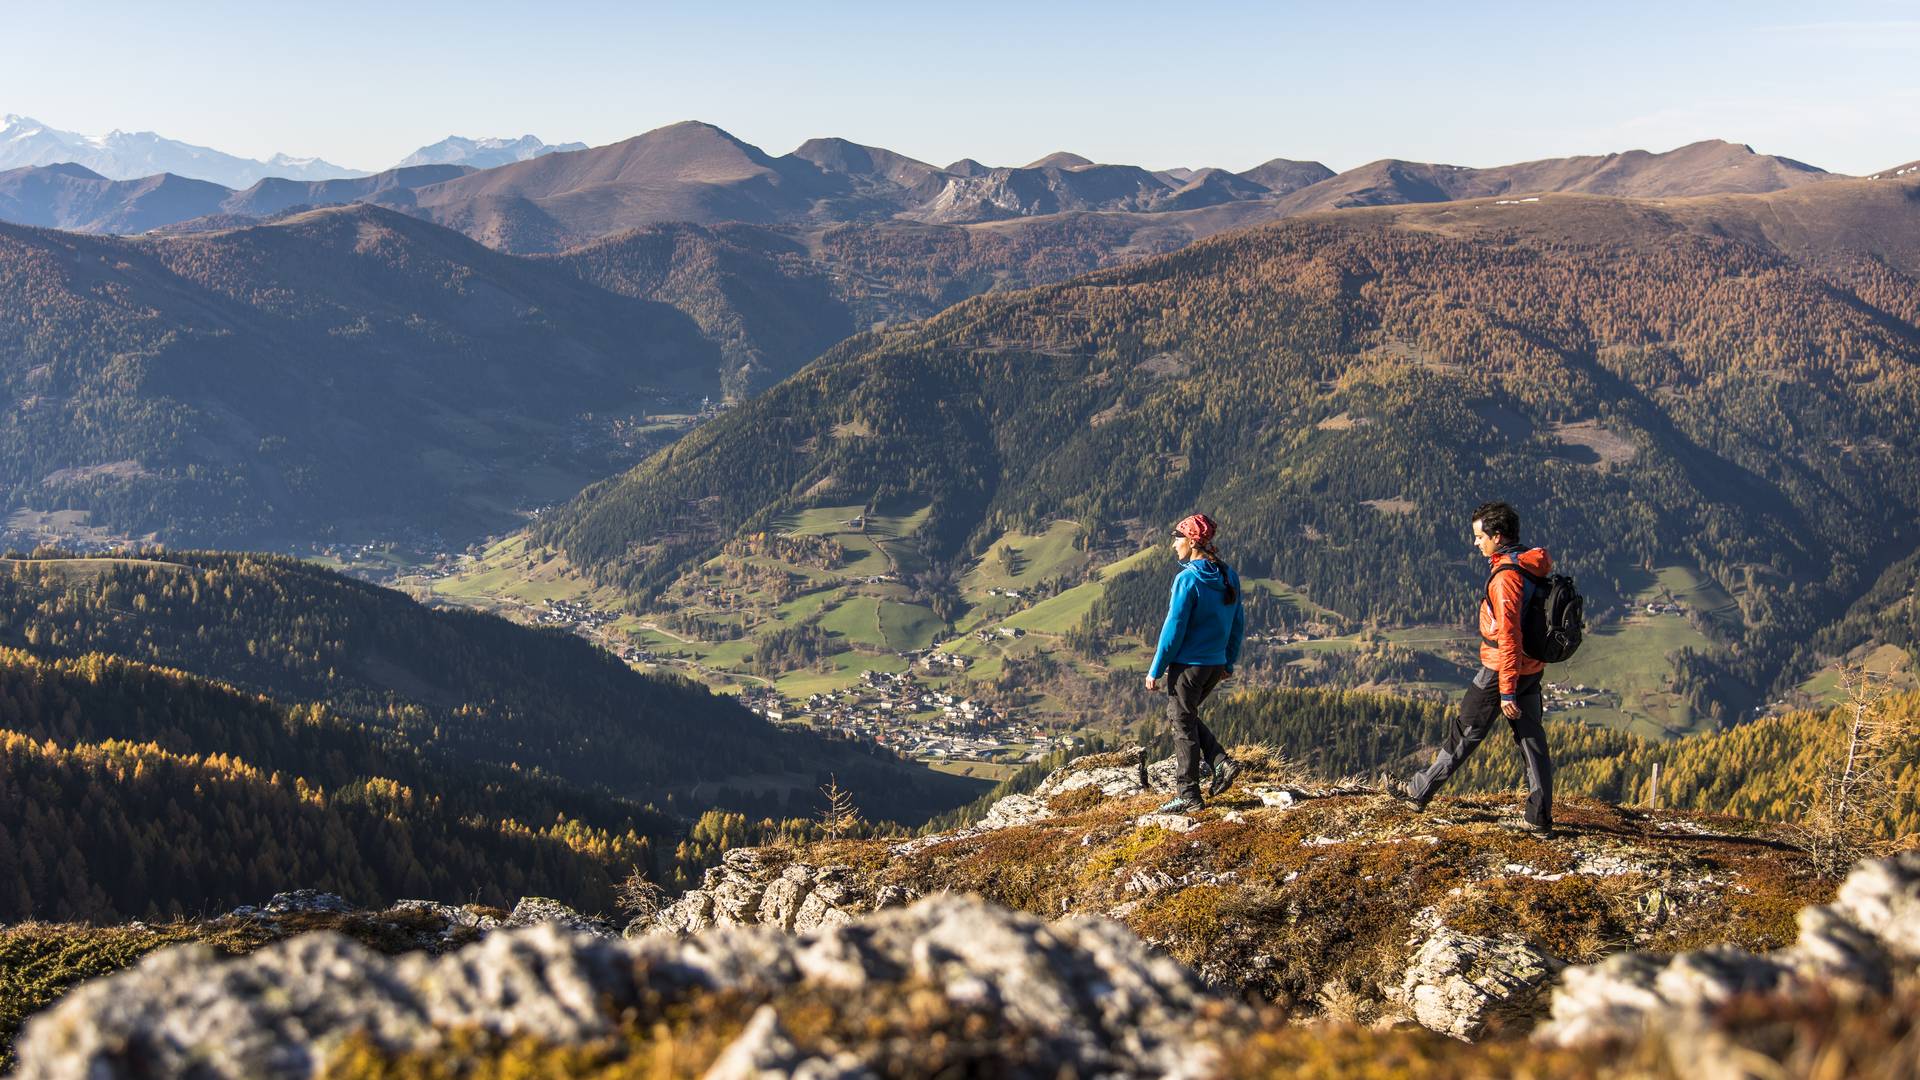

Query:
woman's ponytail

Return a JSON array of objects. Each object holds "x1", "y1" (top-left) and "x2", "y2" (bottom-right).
[{"x1": 1194, "y1": 538, "x2": 1237, "y2": 605}]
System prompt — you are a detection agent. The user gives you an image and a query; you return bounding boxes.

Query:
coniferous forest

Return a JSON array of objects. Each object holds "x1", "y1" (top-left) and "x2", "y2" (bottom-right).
[{"x1": 0, "y1": 553, "x2": 981, "y2": 921}]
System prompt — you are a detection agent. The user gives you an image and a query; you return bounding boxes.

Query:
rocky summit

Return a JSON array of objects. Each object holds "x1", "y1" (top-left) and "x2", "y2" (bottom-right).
[{"x1": 7, "y1": 750, "x2": 1919, "y2": 1078}]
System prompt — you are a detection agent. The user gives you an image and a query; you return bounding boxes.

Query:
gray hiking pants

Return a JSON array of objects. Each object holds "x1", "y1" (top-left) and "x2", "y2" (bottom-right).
[
  {"x1": 1408, "y1": 668, "x2": 1553, "y2": 827},
  {"x1": 1165, "y1": 662, "x2": 1229, "y2": 800}
]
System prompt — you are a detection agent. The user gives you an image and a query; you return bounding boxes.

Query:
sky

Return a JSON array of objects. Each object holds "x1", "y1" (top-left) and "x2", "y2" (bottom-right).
[{"x1": 3, "y1": 0, "x2": 1916, "y2": 176}]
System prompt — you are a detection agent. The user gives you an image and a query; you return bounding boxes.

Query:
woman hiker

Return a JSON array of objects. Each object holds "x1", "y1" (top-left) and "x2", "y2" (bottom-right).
[{"x1": 1144, "y1": 513, "x2": 1246, "y2": 813}]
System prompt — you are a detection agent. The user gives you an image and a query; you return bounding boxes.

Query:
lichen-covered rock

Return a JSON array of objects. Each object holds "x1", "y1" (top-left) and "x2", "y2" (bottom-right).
[
  {"x1": 1391, "y1": 928, "x2": 1564, "y2": 1040},
  {"x1": 11, "y1": 894, "x2": 1240, "y2": 1080},
  {"x1": 1538, "y1": 849, "x2": 1920, "y2": 1047},
  {"x1": 506, "y1": 896, "x2": 617, "y2": 938}
]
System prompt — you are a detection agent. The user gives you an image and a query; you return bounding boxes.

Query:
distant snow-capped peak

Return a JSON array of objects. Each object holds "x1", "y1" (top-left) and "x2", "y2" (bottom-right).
[
  {"x1": 0, "y1": 111, "x2": 368, "y2": 186},
  {"x1": 394, "y1": 134, "x2": 589, "y2": 170}
]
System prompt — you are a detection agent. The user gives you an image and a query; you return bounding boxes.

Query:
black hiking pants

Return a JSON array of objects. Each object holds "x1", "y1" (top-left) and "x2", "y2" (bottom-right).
[
  {"x1": 1408, "y1": 668, "x2": 1553, "y2": 827},
  {"x1": 1164, "y1": 662, "x2": 1229, "y2": 800}
]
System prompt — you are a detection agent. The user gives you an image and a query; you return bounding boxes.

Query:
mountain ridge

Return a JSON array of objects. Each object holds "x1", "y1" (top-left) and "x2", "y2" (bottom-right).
[{"x1": 0, "y1": 122, "x2": 1865, "y2": 253}]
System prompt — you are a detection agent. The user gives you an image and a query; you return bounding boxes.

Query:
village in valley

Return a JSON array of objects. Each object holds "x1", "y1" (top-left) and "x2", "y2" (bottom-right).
[{"x1": 391, "y1": 490, "x2": 1872, "y2": 772}]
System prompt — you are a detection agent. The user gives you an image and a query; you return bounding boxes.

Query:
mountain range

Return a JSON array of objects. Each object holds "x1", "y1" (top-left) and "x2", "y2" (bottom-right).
[{"x1": 0, "y1": 118, "x2": 1891, "y2": 254}]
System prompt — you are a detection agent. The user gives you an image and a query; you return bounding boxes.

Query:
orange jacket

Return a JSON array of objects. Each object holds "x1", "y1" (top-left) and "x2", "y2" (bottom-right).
[{"x1": 1480, "y1": 546, "x2": 1552, "y2": 699}]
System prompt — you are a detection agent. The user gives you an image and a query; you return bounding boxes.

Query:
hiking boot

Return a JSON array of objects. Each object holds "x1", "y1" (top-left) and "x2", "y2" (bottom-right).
[
  {"x1": 1155, "y1": 795, "x2": 1203, "y2": 815},
  {"x1": 1207, "y1": 756, "x2": 1241, "y2": 798},
  {"x1": 1499, "y1": 818, "x2": 1556, "y2": 840},
  {"x1": 1379, "y1": 774, "x2": 1427, "y2": 813}
]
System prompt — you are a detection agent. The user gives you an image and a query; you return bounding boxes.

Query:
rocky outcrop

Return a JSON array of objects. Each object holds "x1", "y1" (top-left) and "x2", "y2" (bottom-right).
[
  {"x1": 1538, "y1": 850, "x2": 1920, "y2": 1047},
  {"x1": 643, "y1": 848, "x2": 916, "y2": 938},
  {"x1": 11, "y1": 893, "x2": 1241, "y2": 1080},
  {"x1": 1390, "y1": 928, "x2": 1565, "y2": 1039},
  {"x1": 226, "y1": 889, "x2": 355, "y2": 919},
  {"x1": 507, "y1": 896, "x2": 617, "y2": 938}
]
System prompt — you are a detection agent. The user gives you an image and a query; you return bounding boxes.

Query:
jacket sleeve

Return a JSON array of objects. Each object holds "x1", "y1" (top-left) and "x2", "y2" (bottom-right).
[
  {"x1": 1148, "y1": 574, "x2": 1194, "y2": 680},
  {"x1": 1225, "y1": 575, "x2": 1245, "y2": 671},
  {"x1": 1490, "y1": 567, "x2": 1525, "y2": 699}
]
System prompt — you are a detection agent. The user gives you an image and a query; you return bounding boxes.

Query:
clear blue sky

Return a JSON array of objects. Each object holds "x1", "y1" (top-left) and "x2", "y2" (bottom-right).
[{"x1": 4, "y1": 1, "x2": 1915, "y2": 175}]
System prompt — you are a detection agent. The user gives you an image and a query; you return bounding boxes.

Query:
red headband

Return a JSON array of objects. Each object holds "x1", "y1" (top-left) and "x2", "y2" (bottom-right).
[{"x1": 1175, "y1": 513, "x2": 1217, "y2": 545}]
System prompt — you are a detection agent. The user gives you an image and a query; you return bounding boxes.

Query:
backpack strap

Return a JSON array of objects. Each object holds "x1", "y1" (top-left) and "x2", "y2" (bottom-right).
[{"x1": 1482, "y1": 555, "x2": 1546, "y2": 645}]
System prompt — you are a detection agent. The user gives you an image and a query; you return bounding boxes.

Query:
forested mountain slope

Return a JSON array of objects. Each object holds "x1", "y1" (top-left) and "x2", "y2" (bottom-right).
[
  {"x1": 536, "y1": 181, "x2": 1920, "y2": 717},
  {"x1": 0, "y1": 645, "x2": 668, "y2": 920},
  {"x1": 0, "y1": 204, "x2": 718, "y2": 546},
  {"x1": 0, "y1": 554, "x2": 977, "y2": 822}
]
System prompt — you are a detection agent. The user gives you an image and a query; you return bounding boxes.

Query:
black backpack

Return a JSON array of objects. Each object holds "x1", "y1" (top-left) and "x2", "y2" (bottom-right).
[{"x1": 1489, "y1": 557, "x2": 1586, "y2": 663}]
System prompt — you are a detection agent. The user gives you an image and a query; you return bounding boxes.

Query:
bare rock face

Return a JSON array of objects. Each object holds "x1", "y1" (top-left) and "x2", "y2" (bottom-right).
[
  {"x1": 1390, "y1": 928, "x2": 1565, "y2": 1040},
  {"x1": 11, "y1": 894, "x2": 1238, "y2": 1080},
  {"x1": 1538, "y1": 849, "x2": 1920, "y2": 1047}
]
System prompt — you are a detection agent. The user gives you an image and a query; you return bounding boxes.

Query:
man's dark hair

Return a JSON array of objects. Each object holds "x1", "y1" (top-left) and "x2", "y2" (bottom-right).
[{"x1": 1473, "y1": 501, "x2": 1520, "y2": 543}]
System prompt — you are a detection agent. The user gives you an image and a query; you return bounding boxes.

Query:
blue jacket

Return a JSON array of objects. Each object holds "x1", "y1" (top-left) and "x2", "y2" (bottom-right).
[{"x1": 1148, "y1": 558, "x2": 1245, "y2": 679}]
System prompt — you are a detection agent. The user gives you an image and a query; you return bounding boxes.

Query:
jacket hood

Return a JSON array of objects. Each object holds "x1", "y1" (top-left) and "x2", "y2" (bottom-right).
[
  {"x1": 1182, "y1": 558, "x2": 1236, "y2": 592},
  {"x1": 1493, "y1": 546, "x2": 1553, "y2": 575}
]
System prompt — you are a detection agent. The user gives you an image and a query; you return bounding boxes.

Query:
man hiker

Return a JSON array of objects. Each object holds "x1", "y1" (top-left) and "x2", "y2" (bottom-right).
[
  {"x1": 1145, "y1": 513, "x2": 1246, "y2": 813},
  {"x1": 1390, "y1": 501, "x2": 1556, "y2": 837}
]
